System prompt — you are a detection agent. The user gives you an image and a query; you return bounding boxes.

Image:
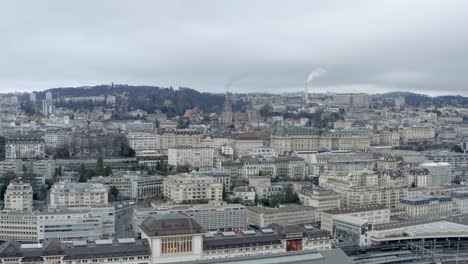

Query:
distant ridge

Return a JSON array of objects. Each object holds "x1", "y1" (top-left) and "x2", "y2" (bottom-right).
[{"x1": 30, "y1": 85, "x2": 226, "y2": 116}]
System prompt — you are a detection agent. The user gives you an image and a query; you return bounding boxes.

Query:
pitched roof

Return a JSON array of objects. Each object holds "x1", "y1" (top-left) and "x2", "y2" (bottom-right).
[
  {"x1": 140, "y1": 213, "x2": 204, "y2": 237},
  {"x1": 42, "y1": 239, "x2": 65, "y2": 256},
  {"x1": 0, "y1": 240, "x2": 23, "y2": 258}
]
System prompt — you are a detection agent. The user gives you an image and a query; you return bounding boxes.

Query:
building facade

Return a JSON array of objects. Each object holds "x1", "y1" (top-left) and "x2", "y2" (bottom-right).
[{"x1": 4, "y1": 182, "x2": 33, "y2": 212}]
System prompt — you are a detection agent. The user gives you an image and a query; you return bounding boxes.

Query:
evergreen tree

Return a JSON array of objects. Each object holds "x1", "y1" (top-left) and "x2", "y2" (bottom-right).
[{"x1": 96, "y1": 156, "x2": 104, "y2": 175}]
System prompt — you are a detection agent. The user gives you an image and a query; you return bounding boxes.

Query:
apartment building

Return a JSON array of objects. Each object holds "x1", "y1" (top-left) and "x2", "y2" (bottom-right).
[
  {"x1": 400, "y1": 125, "x2": 435, "y2": 144},
  {"x1": 49, "y1": 182, "x2": 109, "y2": 210},
  {"x1": 156, "y1": 128, "x2": 203, "y2": 152},
  {"x1": 163, "y1": 174, "x2": 223, "y2": 203},
  {"x1": 451, "y1": 191, "x2": 468, "y2": 213},
  {"x1": 3, "y1": 182, "x2": 33, "y2": 212},
  {"x1": 270, "y1": 127, "x2": 371, "y2": 153},
  {"x1": 255, "y1": 185, "x2": 284, "y2": 200},
  {"x1": 400, "y1": 195, "x2": 453, "y2": 219},
  {"x1": 222, "y1": 156, "x2": 307, "y2": 180},
  {"x1": 5, "y1": 134, "x2": 46, "y2": 159},
  {"x1": 232, "y1": 133, "x2": 264, "y2": 156},
  {"x1": 321, "y1": 178, "x2": 408, "y2": 209},
  {"x1": 127, "y1": 132, "x2": 159, "y2": 153},
  {"x1": 316, "y1": 152, "x2": 374, "y2": 174},
  {"x1": 91, "y1": 175, "x2": 132, "y2": 198},
  {"x1": 168, "y1": 146, "x2": 214, "y2": 169}
]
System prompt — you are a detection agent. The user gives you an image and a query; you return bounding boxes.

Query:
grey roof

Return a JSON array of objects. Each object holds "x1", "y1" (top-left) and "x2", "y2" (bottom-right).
[
  {"x1": 184, "y1": 249, "x2": 352, "y2": 264},
  {"x1": 373, "y1": 213, "x2": 468, "y2": 231},
  {"x1": 247, "y1": 204, "x2": 317, "y2": 214},
  {"x1": 0, "y1": 239, "x2": 150, "y2": 260},
  {"x1": 140, "y1": 213, "x2": 204, "y2": 236},
  {"x1": 203, "y1": 230, "x2": 281, "y2": 250},
  {"x1": 323, "y1": 205, "x2": 388, "y2": 215},
  {"x1": 0, "y1": 240, "x2": 23, "y2": 258},
  {"x1": 42, "y1": 239, "x2": 65, "y2": 256}
]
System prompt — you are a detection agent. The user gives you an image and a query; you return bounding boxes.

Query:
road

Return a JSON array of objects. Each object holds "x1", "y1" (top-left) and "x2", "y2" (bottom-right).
[{"x1": 115, "y1": 204, "x2": 135, "y2": 238}]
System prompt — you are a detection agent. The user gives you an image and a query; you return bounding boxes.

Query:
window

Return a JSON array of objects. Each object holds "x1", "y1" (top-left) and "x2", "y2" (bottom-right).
[{"x1": 161, "y1": 236, "x2": 193, "y2": 255}]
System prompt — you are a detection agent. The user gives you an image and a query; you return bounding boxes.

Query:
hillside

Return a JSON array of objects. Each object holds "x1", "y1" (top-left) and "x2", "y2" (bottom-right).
[{"x1": 34, "y1": 85, "x2": 226, "y2": 116}]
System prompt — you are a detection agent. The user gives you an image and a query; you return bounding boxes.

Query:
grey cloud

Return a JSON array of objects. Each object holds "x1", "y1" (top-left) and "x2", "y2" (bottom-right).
[{"x1": 1, "y1": 0, "x2": 468, "y2": 95}]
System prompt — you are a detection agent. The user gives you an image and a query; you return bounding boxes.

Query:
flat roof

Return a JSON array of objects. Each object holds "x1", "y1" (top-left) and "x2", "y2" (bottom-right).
[
  {"x1": 323, "y1": 205, "x2": 388, "y2": 215},
  {"x1": 373, "y1": 213, "x2": 468, "y2": 231},
  {"x1": 247, "y1": 204, "x2": 317, "y2": 214},
  {"x1": 184, "y1": 249, "x2": 352, "y2": 264}
]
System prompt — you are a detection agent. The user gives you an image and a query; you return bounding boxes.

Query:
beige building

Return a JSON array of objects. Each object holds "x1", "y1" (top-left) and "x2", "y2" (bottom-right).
[
  {"x1": 321, "y1": 205, "x2": 390, "y2": 232},
  {"x1": 379, "y1": 130, "x2": 400, "y2": 146},
  {"x1": 49, "y1": 182, "x2": 109, "y2": 210},
  {"x1": 4, "y1": 182, "x2": 33, "y2": 212},
  {"x1": 163, "y1": 174, "x2": 223, "y2": 204},
  {"x1": 156, "y1": 128, "x2": 203, "y2": 153},
  {"x1": 321, "y1": 178, "x2": 408, "y2": 209},
  {"x1": 247, "y1": 204, "x2": 318, "y2": 227},
  {"x1": 271, "y1": 127, "x2": 371, "y2": 153},
  {"x1": 127, "y1": 132, "x2": 159, "y2": 153},
  {"x1": 248, "y1": 176, "x2": 271, "y2": 188},
  {"x1": 168, "y1": 146, "x2": 214, "y2": 169},
  {"x1": 232, "y1": 133, "x2": 264, "y2": 156},
  {"x1": 400, "y1": 126, "x2": 435, "y2": 144}
]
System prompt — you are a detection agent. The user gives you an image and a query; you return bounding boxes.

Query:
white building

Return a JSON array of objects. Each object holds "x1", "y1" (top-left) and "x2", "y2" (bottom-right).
[
  {"x1": 333, "y1": 215, "x2": 372, "y2": 247},
  {"x1": 321, "y1": 205, "x2": 390, "y2": 232},
  {"x1": 255, "y1": 185, "x2": 284, "y2": 200},
  {"x1": 420, "y1": 162, "x2": 453, "y2": 187},
  {"x1": 163, "y1": 174, "x2": 223, "y2": 204},
  {"x1": 4, "y1": 182, "x2": 33, "y2": 212},
  {"x1": 247, "y1": 204, "x2": 318, "y2": 227},
  {"x1": 0, "y1": 207, "x2": 115, "y2": 242},
  {"x1": 127, "y1": 132, "x2": 159, "y2": 153},
  {"x1": 231, "y1": 186, "x2": 256, "y2": 204},
  {"x1": 49, "y1": 182, "x2": 109, "y2": 210},
  {"x1": 5, "y1": 135, "x2": 45, "y2": 160},
  {"x1": 168, "y1": 146, "x2": 214, "y2": 169},
  {"x1": 298, "y1": 187, "x2": 340, "y2": 216}
]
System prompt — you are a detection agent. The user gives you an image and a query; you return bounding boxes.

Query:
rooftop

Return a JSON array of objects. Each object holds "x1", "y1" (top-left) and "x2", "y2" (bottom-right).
[
  {"x1": 140, "y1": 213, "x2": 204, "y2": 236},
  {"x1": 322, "y1": 205, "x2": 389, "y2": 215}
]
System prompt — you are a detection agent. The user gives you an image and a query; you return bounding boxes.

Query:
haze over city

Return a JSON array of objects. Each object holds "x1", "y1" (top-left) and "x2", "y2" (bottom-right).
[{"x1": 2, "y1": 0, "x2": 468, "y2": 95}]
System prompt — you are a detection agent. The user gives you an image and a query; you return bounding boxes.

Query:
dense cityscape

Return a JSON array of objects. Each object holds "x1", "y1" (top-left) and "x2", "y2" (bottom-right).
[
  {"x1": 0, "y1": 87, "x2": 467, "y2": 263},
  {"x1": 3, "y1": 1, "x2": 468, "y2": 263}
]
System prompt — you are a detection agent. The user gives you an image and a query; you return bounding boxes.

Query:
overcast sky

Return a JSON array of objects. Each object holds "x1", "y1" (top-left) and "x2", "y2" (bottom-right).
[{"x1": 1, "y1": 0, "x2": 468, "y2": 96}]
